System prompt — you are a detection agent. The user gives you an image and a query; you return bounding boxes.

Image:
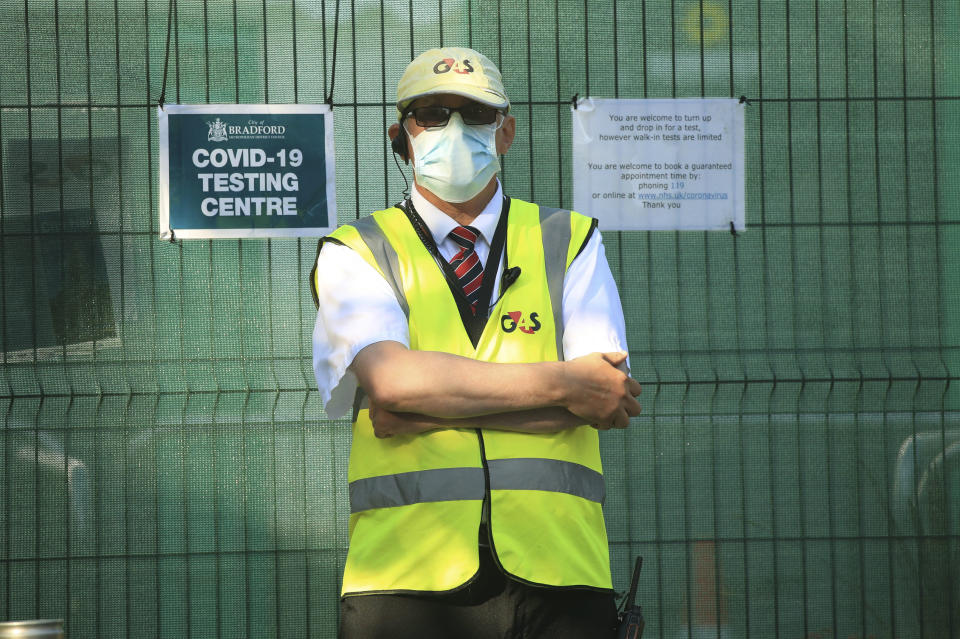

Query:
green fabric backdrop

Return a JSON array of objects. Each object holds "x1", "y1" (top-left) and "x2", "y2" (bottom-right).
[{"x1": 1, "y1": 1, "x2": 957, "y2": 637}]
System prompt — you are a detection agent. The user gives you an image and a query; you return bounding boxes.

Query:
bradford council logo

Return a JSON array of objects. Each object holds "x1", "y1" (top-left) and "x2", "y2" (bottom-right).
[{"x1": 207, "y1": 118, "x2": 228, "y2": 142}]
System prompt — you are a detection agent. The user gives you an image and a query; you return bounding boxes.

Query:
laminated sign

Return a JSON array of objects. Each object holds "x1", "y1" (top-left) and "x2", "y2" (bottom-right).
[
  {"x1": 572, "y1": 98, "x2": 744, "y2": 231},
  {"x1": 158, "y1": 104, "x2": 336, "y2": 239}
]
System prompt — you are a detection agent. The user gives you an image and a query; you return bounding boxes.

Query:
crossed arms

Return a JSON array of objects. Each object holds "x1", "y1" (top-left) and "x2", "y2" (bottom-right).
[{"x1": 351, "y1": 340, "x2": 643, "y2": 438}]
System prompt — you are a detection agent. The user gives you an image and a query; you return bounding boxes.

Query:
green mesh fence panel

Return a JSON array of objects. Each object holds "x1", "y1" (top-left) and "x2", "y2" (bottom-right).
[{"x1": 1, "y1": 0, "x2": 958, "y2": 637}]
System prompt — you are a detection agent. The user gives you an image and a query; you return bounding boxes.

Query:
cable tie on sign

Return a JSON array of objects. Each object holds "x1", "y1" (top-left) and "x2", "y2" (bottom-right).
[
  {"x1": 738, "y1": 95, "x2": 751, "y2": 106},
  {"x1": 571, "y1": 93, "x2": 579, "y2": 109},
  {"x1": 730, "y1": 221, "x2": 738, "y2": 237},
  {"x1": 158, "y1": 0, "x2": 175, "y2": 110},
  {"x1": 325, "y1": 0, "x2": 342, "y2": 107}
]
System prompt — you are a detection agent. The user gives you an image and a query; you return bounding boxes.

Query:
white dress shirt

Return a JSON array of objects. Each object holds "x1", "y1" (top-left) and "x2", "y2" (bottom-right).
[{"x1": 312, "y1": 182, "x2": 629, "y2": 419}]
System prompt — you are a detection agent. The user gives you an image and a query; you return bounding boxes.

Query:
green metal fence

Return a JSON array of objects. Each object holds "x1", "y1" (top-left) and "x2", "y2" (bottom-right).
[{"x1": 1, "y1": 0, "x2": 957, "y2": 637}]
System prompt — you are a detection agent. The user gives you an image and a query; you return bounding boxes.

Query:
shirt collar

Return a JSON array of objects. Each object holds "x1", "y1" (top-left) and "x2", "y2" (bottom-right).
[{"x1": 409, "y1": 181, "x2": 503, "y2": 247}]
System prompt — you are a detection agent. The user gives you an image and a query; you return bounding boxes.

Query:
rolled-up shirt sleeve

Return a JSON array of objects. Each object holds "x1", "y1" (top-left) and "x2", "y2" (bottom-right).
[
  {"x1": 561, "y1": 231, "x2": 630, "y2": 372},
  {"x1": 312, "y1": 241, "x2": 409, "y2": 419}
]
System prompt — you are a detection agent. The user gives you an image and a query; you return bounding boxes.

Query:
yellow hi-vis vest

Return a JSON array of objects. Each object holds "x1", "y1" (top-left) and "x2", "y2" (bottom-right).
[{"x1": 312, "y1": 198, "x2": 612, "y2": 596}]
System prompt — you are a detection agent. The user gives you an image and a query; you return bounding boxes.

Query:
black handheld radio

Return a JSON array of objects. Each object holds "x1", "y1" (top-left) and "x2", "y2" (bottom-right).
[{"x1": 616, "y1": 556, "x2": 645, "y2": 639}]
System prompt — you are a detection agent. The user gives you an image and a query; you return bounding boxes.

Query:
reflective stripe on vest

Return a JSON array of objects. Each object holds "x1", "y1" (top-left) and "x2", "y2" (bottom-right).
[
  {"x1": 349, "y1": 458, "x2": 604, "y2": 513},
  {"x1": 489, "y1": 457, "x2": 605, "y2": 503},
  {"x1": 348, "y1": 215, "x2": 409, "y2": 317},
  {"x1": 537, "y1": 206, "x2": 571, "y2": 361},
  {"x1": 350, "y1": 467, "x2": 485, "y2": 513}
]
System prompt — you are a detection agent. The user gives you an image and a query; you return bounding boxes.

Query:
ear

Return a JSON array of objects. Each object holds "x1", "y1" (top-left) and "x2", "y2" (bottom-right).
[
  {"x1": 388, "y1": 122, "x2": 411, "y2": 164},
  {"x1": 496, "y1": 114, "x2": 516, "y2": 155}
]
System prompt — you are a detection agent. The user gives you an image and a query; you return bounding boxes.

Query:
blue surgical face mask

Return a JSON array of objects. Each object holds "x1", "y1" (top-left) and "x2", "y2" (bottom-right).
[{"x1": 408, "y1": 112, "x2": 501, "y2": 203}]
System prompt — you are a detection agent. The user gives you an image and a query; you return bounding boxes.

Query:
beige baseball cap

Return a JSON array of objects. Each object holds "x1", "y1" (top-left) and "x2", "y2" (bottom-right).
[{"x1": 396, "y1": 47, "x2": 510, "y2": 120}]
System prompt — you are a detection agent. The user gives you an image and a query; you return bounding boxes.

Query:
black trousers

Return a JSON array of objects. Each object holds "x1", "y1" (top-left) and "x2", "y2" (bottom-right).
[{"x1": 339, "y1": 545, "x2": 618, "y2": 639}]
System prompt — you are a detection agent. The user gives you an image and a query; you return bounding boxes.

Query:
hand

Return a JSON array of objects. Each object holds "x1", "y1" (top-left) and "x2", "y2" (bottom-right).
[
  {"x1": 561, "y1": 352, "x2": 642, "y2": 429},
  {"x1": 368, "y1": 403, "x2": 440, "y2": 439}
]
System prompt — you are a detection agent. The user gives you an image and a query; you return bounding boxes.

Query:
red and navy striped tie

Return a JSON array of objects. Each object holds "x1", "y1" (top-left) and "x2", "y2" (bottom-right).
[{"x1": 448, "y1": 225, "x2": 484, "y2": 313}]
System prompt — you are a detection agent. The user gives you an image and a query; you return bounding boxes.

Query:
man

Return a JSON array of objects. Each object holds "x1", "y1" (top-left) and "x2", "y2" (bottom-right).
[{"x1": 310, "y1": 47, "x2": 642, "y2": 638}]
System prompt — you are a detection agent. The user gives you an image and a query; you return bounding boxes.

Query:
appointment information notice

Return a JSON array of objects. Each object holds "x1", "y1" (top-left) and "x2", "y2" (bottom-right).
[{"x1": 572, "y1": 98, "x2": 744, "y2": 231}]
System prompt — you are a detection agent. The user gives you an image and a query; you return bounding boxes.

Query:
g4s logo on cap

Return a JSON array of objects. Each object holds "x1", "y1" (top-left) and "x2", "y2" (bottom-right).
[
  {"x1": 501, "y1": 311, "x2": 541, "y2": 334},
  {"x1": 433, "y1": 58, "x2": 475, "y2": 75}
]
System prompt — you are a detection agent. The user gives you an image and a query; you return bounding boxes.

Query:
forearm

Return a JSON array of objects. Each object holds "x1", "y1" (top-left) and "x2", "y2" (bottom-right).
[
  {"x1": 370, "y1": 405, "x2": 586, "y2": 438},
  {"x1": 353, "y1": 341, "x2": 566, "y2": 418}
]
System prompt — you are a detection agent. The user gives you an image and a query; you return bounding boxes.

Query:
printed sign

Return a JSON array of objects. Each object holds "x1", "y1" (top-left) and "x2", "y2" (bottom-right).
[
  {"x1": 158, "y1": 104, "x2": 335, "y2": 239},
  {"x1": 572, "y1": 98, "x2": 744, "y2": 231}
]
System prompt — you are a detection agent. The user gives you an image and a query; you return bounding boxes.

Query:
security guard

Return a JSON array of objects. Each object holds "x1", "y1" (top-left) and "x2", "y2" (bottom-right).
[{"x1": 311, "y1": 47, "x2": 642, "y2": 639}]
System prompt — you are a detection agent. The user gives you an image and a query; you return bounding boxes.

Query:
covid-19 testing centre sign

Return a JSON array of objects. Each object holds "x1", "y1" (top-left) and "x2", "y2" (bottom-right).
[
  {"x1": 572, "y1": 98, "x2": 744, "y2": 232},
  {"x1": 158, "y1": 104, "x2": 335, "y2": 239}
]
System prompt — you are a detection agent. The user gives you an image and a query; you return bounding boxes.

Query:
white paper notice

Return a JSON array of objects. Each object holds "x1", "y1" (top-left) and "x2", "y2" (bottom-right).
[{"x1": 572, "y1": 98, "x2": 744, "y2": 231}]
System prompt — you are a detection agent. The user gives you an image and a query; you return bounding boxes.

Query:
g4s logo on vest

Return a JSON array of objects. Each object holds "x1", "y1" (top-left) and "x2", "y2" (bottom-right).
[{"x1": 501, "y1": 311, "x2": 541, "y2": 334}]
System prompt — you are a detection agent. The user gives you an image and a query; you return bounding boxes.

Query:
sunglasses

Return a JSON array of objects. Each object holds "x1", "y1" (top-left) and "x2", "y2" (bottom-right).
[{"x1": 403, "y1": 104, "x2": 503, "y2": 128}]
